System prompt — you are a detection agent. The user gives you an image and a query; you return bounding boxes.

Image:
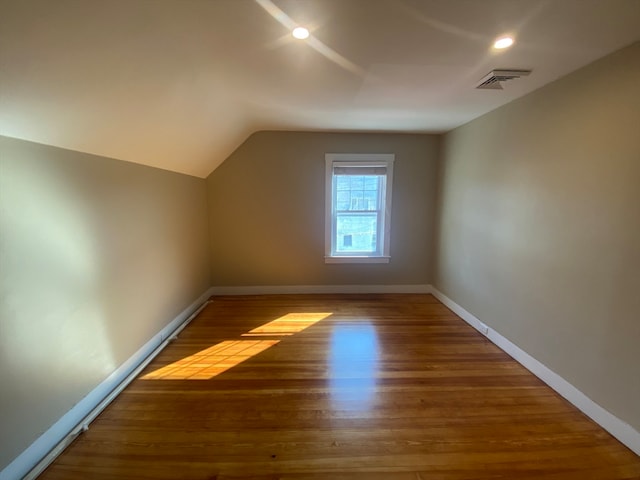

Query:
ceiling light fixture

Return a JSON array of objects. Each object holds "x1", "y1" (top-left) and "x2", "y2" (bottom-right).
[
  {"x1": 292, "y1": 27, "x2": 310, "y2": 40},
  {"x1": 493, "y1": 36, "x2": 514, "y2": 49}
]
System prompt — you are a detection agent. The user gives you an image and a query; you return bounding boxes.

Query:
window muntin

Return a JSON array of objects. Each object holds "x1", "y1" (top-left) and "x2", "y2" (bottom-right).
[{"x1": 325, "y1": 154, "x2": 394, "y2": 263}]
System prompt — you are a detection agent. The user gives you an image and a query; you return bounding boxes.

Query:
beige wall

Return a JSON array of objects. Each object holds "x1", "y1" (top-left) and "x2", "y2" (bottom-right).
[
  {"x1": 206, "y1": 131, "x2": 439, "y2": 287},
  {"x1": 435, "y1": 43, "x2": 640, "y2": 430},
  {"x1": 0, "y1": 137, "x2": 211, "y2": 470}
]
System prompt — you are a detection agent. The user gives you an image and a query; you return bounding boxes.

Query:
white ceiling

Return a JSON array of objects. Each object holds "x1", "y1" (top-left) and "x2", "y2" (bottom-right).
[{"x1": 1, "y1": 0, "x2": 639, "y2": 178}]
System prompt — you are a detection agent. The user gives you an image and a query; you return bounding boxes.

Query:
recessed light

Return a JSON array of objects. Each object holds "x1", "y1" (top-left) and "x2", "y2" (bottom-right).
[
  {"x1": 292, "y1": 26, "x2": 309, "y2": 40},
  {"x1": 493, "y1": 36, "x2": 514, "y2": 49}
]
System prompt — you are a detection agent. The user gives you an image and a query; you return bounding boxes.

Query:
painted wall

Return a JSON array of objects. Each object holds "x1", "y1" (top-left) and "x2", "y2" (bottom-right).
[
  {"x1": 0, "y1": 137, "x2": 211, "y2": 470},
  {"x1": 206, "y1": 131, "x2": 439, "y2": 287},
  {"x1": 434, "y1": 43, "x2": 640, "y2": 430}
]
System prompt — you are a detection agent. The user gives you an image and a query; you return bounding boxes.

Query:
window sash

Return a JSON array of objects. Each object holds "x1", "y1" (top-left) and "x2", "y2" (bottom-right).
[
  {"x1": 334, "y1": 211, "x2": 381, "y2": 255},
  {"x1": 330, "y1": 169, "x2": 387, "y2": 257}
]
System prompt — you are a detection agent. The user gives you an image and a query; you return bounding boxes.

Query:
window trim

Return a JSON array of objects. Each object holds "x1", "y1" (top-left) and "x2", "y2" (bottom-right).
[{"x1": 325, "y1": 153, "x2": 394, "y2": 264}]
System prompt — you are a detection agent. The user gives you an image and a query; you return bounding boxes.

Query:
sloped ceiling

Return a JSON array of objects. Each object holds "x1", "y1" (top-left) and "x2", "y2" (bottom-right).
[{"x1": 1, "y1": 0, "x2": 639, "y2": 178}]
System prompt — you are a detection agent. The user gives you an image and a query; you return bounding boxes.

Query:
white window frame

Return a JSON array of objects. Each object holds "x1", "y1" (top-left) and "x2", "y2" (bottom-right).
[{"x1": 325, "y1": 153, "x2": 394, "y2": 264}]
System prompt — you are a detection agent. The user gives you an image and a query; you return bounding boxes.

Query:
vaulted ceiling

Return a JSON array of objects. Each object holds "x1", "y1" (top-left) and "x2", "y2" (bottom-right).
[{"x1": 1, "y1": 0, "x2": 639, "y2": 177}]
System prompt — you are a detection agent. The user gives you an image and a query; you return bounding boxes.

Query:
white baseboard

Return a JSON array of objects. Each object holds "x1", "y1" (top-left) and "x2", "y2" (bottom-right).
[
  {"x1": 0, "y1": 287, "x2": 215, "y2": 480},
  {"x1": 430, "y1": 286, "x2": 640, "y2": 456},
  {"x1": 209, "y1": 284, "x2": 432, "y2": 295}
]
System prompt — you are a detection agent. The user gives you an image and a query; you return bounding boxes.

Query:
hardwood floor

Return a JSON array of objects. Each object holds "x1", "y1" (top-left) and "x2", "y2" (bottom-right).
[{"x1": 40, "y1": 294, "x2": 640, "y2": 479}]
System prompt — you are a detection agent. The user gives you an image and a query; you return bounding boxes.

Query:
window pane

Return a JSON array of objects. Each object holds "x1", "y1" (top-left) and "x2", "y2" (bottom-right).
[
  {"x1": 336, "y1": 191, "x2": 350, "y2": 210},
  {"x1": 336, "y1": 214, "x2": 377, "y2": 253},
  {"x1": 364, "y1": 176, "x2": 378, "y2": 190},
  {"x1": 350, "y1": 176, "x2": 364, "y2": 190},
  {"x1": 363, "y1": 190, "x2": 378, "y2": 210},
  {"x1": 350, "y1": 191, "x2": 364, "y2": 210},
  {"x1": 336, "y1": 176, "x2": 351, "y2": 190}
]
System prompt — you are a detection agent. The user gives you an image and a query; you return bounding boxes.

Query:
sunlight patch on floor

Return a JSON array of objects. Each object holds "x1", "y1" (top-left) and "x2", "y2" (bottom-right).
[
  {"x1": 141, "y1": 312, "x2": 332, "y2": 380},
  {"x1": 141, "y1": 339, "x2": 280, "y2": 380},
  {"x1": 241, "y1": 312, "x2": 332, "y2": 336}
]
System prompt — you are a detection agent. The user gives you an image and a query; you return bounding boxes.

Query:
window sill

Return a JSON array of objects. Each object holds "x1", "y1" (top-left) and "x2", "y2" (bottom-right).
[{"x1": 324, "y1": 256, "x2": 390, "y2": 264}]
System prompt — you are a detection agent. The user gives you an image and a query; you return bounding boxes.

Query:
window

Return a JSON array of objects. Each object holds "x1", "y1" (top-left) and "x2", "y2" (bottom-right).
[{"x1": 325, "y1": 154, "x2": 394, "y2": 263}]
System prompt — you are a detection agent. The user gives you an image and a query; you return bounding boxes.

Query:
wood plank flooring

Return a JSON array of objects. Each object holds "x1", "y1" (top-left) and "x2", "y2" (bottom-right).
[{"x1": 40, "y1": 294, "x2": 640, "y2": 479}]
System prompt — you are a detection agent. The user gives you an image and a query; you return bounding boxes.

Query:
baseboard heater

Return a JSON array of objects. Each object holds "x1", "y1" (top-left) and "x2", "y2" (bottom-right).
[{"x1": 21, "y1": 299, "x2": 211, "y2": 480}]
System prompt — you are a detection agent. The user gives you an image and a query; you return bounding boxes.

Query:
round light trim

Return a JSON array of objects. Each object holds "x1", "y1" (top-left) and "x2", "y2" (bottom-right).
[
  {"x1": 494, "y1": 36, "x2": 514, "y2": 49},
  {"x1": 292, "y1": 27, "x2": 310, "y2": 40}
]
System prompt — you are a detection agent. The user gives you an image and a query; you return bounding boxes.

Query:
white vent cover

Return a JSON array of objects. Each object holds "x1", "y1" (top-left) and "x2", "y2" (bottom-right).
[{"x1": 476, "y1": 69, "x2": 532, "y2": 90}]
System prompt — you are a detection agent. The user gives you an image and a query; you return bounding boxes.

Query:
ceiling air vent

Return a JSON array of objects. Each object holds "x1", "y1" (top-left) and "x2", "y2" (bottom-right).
[{"x1": 476, "y1": 69, "x2": 532, "y2": 90}]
